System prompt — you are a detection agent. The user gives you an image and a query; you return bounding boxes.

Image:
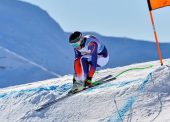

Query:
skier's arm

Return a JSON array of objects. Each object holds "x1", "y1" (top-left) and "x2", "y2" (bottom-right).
[
  {"x1": 74, "y1": 49, "x2": 81, "y2": 59},
  {"x1": 73, "y1": 49, "x2": 82, "y2": 80},
  {"x1": 88, "y1": 41, "x2": 98, "y2": 78}
]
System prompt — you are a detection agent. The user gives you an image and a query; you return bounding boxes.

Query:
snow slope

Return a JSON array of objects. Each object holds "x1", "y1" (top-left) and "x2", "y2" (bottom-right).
[
  {"x1": 0, "y1": 0, "x2": 73, "y2": 75},
  {"x1": 0, "y1": 0, "x2": 170, "y2": 88},
  {"x1": 0, "y1": 46, "x2": 59, "y2": 88},
  {"x1": 0, "y1": 0, "x2": 73, "y2": 87},
  {"x1": 0, "y1": 59, "x2": 170, "y2": 122}
]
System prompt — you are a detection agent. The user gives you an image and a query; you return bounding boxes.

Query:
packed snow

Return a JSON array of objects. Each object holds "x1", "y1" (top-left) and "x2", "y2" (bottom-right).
[
  {"x1": 0, "y1": 59, "x2": 170, "y2": 122},
  {"x1": 1, "y1": 0, "x2": 170, "y2": 88}
]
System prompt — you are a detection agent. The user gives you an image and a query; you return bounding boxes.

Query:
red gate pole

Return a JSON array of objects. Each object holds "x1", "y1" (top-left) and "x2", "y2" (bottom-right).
[{"x1": 149, "y1": 11, "x2": 163, "y2": 66}]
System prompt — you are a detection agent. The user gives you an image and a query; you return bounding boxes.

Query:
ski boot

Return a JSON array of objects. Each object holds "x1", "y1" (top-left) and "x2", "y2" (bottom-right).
[
  {"x1": 84, "y1": 79, "x2": 94, "y2": 88},
  {"x1": 69, "y1": 80, "x2": 85, "y2": 94}
]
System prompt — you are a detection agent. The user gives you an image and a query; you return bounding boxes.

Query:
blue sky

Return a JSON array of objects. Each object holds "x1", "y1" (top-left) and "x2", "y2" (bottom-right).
[{"x1": 20, "y1": 0, "x2": 170, "y2": 42}]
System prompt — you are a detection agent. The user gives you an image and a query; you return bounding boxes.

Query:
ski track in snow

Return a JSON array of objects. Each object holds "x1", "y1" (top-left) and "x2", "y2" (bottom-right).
[
  {"x1": 0, "y1": 79, "x2": 144, "y2": 101},
  {"x1": 0, "y1": 83, "x2": 72, "y2": 99},
  {"x1": 107, "y1": 73, "x2": 152, "y2": 122},
  {"x1": 0, "y1": 60, "x2": 170, "y2": 122}
]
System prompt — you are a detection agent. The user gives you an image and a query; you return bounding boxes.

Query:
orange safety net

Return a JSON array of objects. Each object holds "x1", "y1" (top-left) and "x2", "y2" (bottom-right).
[{"x1": 148, "y1": 0, "x2": 170, "y2": 10}]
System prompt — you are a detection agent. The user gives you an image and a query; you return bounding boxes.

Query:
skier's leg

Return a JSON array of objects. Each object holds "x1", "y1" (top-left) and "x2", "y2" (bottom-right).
[
  {"x1": 74, "y1": 56, "x2": 89, "y2": 81},
  {"x1": 82, "y1": 55, "x2": 110, "y2": 88},
  {"x1": 71, "y1": 56, "x2": 89, "y2": 92}
]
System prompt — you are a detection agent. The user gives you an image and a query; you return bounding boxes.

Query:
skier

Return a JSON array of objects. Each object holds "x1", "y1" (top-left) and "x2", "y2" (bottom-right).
[{"x1": 69, "y1": 31, "x2": 109, "y2": 93}]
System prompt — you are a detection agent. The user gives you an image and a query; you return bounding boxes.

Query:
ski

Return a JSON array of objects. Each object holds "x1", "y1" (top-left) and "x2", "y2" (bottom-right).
[
  {"x1": 34, "y1": 92, "x2": 72, "y2": 112},
  {"x1": 34, "y1": 75, "x2": 116, "y2": 112},
  {"x1": 34, "y1": 65, "x2": 153, "y2": 112}
]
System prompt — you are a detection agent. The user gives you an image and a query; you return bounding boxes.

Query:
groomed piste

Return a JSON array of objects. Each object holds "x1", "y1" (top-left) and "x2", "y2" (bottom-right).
[{"x1": 0, "y1": 59, "x2": 170, "y2": 122}]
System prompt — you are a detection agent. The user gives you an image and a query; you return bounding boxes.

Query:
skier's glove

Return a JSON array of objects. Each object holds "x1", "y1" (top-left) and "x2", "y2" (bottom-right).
[
  {"x1": 85, "y1": 76, "x2": 93, "y2": 87},
  {"x1": 86, "y1": 76, "x2": 92, "y2": 82}
]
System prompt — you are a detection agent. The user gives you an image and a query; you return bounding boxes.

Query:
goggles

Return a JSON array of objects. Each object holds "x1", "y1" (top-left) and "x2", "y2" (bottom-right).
[{"x1": 70, "y1": 37, "x2": 83, "y2": 48}]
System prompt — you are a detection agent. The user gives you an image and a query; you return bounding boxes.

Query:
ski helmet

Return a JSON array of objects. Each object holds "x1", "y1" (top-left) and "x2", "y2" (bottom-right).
[{"x1": 69, "y1": 31, "x2": 83, "y2": 48}]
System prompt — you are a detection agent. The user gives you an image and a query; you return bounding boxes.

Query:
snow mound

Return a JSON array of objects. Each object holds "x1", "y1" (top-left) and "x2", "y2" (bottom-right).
[{"x1": 0, "y1": 59, "x2": 170, "y2": 122}]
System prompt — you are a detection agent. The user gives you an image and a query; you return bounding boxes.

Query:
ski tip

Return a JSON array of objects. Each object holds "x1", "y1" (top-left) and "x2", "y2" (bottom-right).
[{"x1": 35, "y1": 107, "x2": 42, "y2": 112}]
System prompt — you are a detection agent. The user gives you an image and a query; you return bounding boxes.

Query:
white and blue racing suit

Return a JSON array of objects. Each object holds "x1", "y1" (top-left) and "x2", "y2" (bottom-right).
[{"x1": 74, "y1": 35, "x2": 109, "y2": 81}]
